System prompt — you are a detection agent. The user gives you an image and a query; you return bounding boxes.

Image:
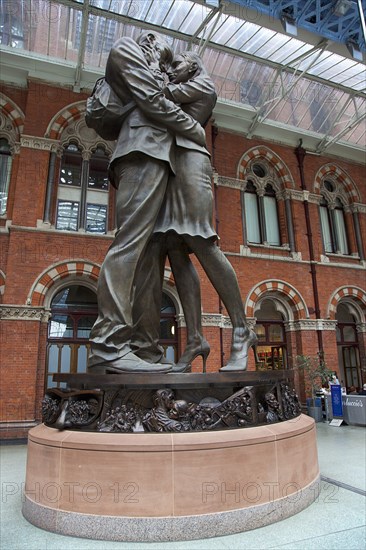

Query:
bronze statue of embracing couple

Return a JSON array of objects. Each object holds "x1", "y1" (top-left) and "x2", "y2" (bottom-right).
[{"x1": 86, "y1": 31, "x2": 257, "y2": 374}]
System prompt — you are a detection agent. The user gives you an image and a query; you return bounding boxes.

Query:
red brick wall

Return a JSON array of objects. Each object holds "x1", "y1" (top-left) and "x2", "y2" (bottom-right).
[{"x1": 1, "y1": 81, "x2": 365, "y2": 438}]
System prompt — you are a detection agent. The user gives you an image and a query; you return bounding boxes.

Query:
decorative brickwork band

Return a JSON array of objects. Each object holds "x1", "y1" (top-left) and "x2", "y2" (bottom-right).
[
  {"x1": 327, "y1": 286, "x2": 366, "y2": 320},
  {"x1": 245, "y1": 280, "x2": 308, "y2": 319},
  {"x1": 0, "y1": 305, "x2": 48, "y2": 322},
  {"x1": 237, "y1": 146, "x2": 295, "y2": 189},
  {"x1": 20, "y1": 135, "x2": 61, "y2": 153},
  {"x1": 46, "y1": 102, "x2": 86, "y2": 140},
  {"x1": 28, "y1": 261, "x2": 101, "y2": 306},
  {"x1": 45, "y1": 102, "x2": 114, "y2": 156},
  {"x1": 314, "y1": 164, "x2": 360, "y2": 202},
  {"x1": 0, "y1": 93, "x2": 25, "y2": 138}
]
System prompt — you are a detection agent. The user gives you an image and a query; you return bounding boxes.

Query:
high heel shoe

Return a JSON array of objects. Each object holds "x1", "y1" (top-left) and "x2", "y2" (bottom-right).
[
  {"x1": 219, "y1": 328, "x2": 258, "y2": 372},
  {"x1": 172, "y1": 339, "x2": 210, "y2": 373}
]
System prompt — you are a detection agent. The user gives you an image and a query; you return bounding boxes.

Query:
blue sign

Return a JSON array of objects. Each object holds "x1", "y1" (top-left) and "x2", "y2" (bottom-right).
[{"x1": 331, "y1": 385, "x2": 343, "y2": 417}]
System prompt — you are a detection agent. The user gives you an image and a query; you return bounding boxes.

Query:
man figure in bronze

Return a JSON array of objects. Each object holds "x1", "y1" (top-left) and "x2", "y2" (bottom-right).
[{"x1": 87, "y1": 32, "x2": 206, "y2": 373}]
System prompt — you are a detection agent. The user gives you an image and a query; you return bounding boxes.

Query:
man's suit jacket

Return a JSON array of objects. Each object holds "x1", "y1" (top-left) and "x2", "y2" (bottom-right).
[{"x1": 105, "y1": 37, "x2": 205, "y2": 186}]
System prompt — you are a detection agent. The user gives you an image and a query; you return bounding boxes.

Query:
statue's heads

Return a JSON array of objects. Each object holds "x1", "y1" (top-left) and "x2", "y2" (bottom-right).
[
  {"x1": 137, "y1": 31, "x2": 173, "y2": 70},
  {"x1": 168, "y1": 51, "x2": 204, "y2": 83}
]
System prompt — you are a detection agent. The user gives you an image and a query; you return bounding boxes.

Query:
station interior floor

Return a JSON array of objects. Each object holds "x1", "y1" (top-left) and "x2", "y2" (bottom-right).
[{"x1": 1, "y1": 420, "x2": 365, "y2": 550}]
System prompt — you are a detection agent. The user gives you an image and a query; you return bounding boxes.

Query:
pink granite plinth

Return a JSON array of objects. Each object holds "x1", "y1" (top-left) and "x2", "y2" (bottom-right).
[{"x1": 22, "y1": 414, "x2": 320, "y2": 541}]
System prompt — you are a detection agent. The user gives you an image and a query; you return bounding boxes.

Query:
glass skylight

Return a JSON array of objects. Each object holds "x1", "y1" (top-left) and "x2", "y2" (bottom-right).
[{"x1": 0, "y1": 0, "x2": 364, "y2": 149}]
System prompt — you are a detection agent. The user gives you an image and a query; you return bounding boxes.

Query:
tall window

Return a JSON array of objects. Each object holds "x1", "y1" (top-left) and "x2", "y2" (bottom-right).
[
  {"x1": 243, "y1": 162, "x2": 280, "y2": 246},
  {"x1": 46, "y1": 285, "x2": 98, "y2": 389},
  {"x1": 319, "y1": 179, "x2": 349, "y2": 255},
  {"x1": 0, "y1": 138, "x2": 12, "y2": 215},
  {"x1": 254, "y1": 299, "x2": 287, "y2": 370},
  {"x1": 56, "y1": 144, "x2": 109, "y2": 234}
]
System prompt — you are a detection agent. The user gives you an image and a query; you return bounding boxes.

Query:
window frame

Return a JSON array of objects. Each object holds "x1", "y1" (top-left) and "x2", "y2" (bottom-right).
[
  {"x1": 243, "y1": 175, "x2": 281, "y2": 247},
  {"x1": 45, "y1": 285, "x2": 98, "y2": 389},
  {"x1": 56, "y1": 143, "x2": 109, "y2": 234},
  {"x1": 254, "y1": 320, "x2": 288, "y2": 371},
  {"x1": 0, "y1": 137, "x2": 12, "y2": 216},
  {"x1": 319, "y1": 177, "x2": 350, "y2": 256}
]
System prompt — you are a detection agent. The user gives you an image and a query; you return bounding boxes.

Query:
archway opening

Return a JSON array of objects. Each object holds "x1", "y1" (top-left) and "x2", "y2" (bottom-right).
[
  {"x1": 46, "y1": 286, "x2": 178, "y2": 387},
  {"x1": 254, "y1": 298, "x2": 288, "y2": 370},
  {"x1": 46, "y1": 285, "x2": 98, "y2": 388},
  {"x1": 336, "y1": 303, "x2": 361, "y2": 391}
]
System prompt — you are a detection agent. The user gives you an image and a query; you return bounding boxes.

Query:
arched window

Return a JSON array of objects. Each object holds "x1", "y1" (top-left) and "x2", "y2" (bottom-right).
[
  {"x1": 254, "y1": 299, "x2": 287, "y2": 370},
  {"x1": 319, "y1": 179, "x2": 349, "y2": 255},
  {"x1": 46, "y1": 287, "x2": 178, "y2": 388},
  {"x1": 46, "y1": 285, "x2": 97, "y2": 389},
  {"x1": 243, "y1": 162, "x2": 281, "y2": 246},
  {"x1": 159, "y1": 293, "x2": 178, "y2": 362},
  {"x1": 56, "y1": 144, "x2": 109, "y2": 233},
  {"x1": 336, "y1": 303, "x2": 361, "y2": 390},
  {"x1": 0, "y1": 138, "x2": 12, "y2": 216}
]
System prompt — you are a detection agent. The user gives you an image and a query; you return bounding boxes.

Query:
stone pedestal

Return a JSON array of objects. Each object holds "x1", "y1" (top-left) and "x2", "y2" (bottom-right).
[{"x1": 23, "y1": 414, "x2": 320, "y2": 542}]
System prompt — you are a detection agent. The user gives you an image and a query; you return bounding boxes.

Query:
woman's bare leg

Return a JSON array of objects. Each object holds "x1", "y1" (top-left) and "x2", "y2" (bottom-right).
[
  {"x1": 167, "y1": 234, "x2": 209, "y2": 372},
  {"x1": 184, "y1": 236, "x2": 257, "y2": 370}
]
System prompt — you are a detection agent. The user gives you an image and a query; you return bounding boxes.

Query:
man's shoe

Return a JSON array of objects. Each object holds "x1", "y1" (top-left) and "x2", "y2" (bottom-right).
[
  {"x1": 88, "y1": 352, "x2": 172, "y2": 374},
  {"x1": 133, "y1": 350, "x2": 175, "y2": 367},
  {"x1": 158, "y1": 356, "x2": 175, "y2": 366},
  {"x1": 105, "y1": 352, "x2": 172, "y2": 373}
]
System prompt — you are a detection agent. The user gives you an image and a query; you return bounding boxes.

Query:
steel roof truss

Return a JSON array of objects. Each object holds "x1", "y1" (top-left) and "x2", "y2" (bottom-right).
[
  {"x1": 188, "y1": 3, "x2": 222, "y2": 50},
  {"x1": 316, "y1": 95, "x2": 366, "y2": 152},
  {"x1": 74, "y1": 0, "x2": 91, "y2": 91},
  {"x1": 247, "y1": 39, "x2": 330, "y2": 137}
]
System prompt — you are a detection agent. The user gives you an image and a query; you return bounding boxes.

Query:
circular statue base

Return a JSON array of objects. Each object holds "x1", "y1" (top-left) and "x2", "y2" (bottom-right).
[{"x1": 23, "y1": 415, "x2": 319, "y2": 542}]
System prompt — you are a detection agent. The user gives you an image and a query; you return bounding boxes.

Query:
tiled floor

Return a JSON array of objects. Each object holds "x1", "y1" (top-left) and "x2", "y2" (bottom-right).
[{"x1": 1, "y1": 421, "x2": 365, "y2": 550}]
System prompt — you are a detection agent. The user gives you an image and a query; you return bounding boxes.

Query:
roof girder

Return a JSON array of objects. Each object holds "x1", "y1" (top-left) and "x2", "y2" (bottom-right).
[{"x1": 246, "y1": 39, "x2": 330, "y2": 138}]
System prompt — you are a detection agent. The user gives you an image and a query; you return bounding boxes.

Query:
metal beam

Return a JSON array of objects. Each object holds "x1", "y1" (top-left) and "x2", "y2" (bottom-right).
[
  {"x1": 197, "y1": 6, "x2": 224, "y2": 55},
  {"x1": 73, "y1": 0, "x2": 91, "y2": 91},
  {"x1": 247, "y1": 39, "x2": 330, "y2": 138},
  {"x1": 357, "y1": 0, "x2": 366, "y2": 44},
  {"x1": 313, "y1": 94, "x2": 354, "y2": 149},
  {"x1": 316, "y1": 104, "x2": 366, "y2": 152},
  {"x1": 188, "y1": 2, "x2": 221, "y2": 49}
]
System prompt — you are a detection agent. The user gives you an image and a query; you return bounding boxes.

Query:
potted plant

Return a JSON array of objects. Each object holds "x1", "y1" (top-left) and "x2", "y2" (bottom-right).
[{"x1": 296, "y1": 354, "x2": 334, "y2": 422}]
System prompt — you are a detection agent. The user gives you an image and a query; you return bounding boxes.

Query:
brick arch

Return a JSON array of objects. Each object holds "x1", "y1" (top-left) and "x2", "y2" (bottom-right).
[
  {"x1": 314, "y1": 164, "x2": 360, "y2": 202},
  {"x1": 237, "y1": 146, "x2": 295, "y2": 189},
  {"x1": 28, "y1": 261, "x2": 101, "y2": 306},
  {"x1": 245, "y1": 280, "x2": 308, "y2": 320},
  {"x1": 46, "y1": 101, "x2": 85, "y2": 140},
  {"x1": 0, "y1": 92, "x2": 25, "y2": 138},
  {"x1": 327, "y1": 286, "x2": 366, "y2": 320}
]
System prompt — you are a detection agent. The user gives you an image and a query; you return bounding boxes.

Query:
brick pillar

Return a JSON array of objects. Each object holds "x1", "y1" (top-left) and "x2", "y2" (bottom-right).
[{"x1": 11, "y1": 148, "x2": 49, "y2": 227}]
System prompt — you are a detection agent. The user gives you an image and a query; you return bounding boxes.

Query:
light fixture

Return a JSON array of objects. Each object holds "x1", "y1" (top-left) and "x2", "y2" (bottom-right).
[
  {"x1": 334, "y1": 0, "x2": 352, "y2": 16},
  {"x1": 281, "y1": 13, "x2": 297, "y2": 36},
  {"x1": 347, "y1": 39, "x2": 363, "y2": 61}
]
